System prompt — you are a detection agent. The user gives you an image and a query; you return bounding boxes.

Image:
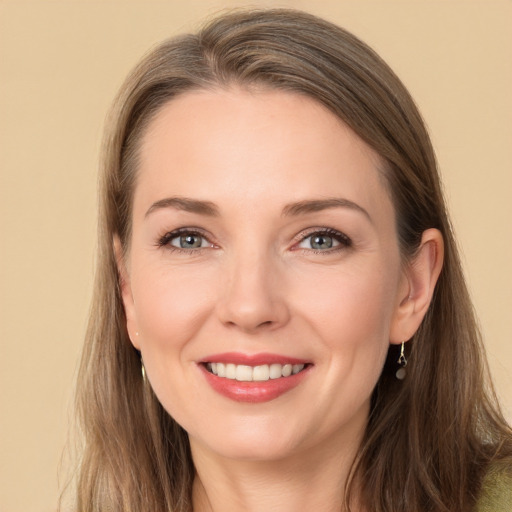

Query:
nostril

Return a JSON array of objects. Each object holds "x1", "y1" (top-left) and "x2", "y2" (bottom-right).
[{"x1": 224, "y1": 319, "x2": 274, "y2": 332}]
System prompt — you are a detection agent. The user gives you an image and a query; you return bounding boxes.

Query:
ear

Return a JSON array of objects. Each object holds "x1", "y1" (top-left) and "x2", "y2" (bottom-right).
[
  {"x1": 389, "y1": 228, "x2": 444, "y2": 344},
  {"x1": 113, "y1": 236, "x2": 140, "y2": 350}
]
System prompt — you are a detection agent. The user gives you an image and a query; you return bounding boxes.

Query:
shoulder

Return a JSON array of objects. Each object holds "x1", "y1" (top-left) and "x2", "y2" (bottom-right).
[{"x1": 474, "y1": 460, "x2": 512, "y2": 512}]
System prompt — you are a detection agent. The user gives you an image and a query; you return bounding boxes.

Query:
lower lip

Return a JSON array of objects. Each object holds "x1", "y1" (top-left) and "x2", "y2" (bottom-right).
[{"x1": 199, "y1": 364, "x2": 311, "y2": 403}]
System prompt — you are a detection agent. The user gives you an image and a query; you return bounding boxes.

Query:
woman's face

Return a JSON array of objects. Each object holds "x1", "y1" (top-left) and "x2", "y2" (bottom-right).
[{"x1": 120, "y1": 89, "x2": 410, "y2": 461}]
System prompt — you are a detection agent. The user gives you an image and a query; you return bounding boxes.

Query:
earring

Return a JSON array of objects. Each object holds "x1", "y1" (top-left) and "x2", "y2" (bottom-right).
[
  {"x1": 140, "y1": 355, "x2": 147, "y2": 382},
  {"x1": 396, "y1": 342, "x2": 407, "y2": 380}
]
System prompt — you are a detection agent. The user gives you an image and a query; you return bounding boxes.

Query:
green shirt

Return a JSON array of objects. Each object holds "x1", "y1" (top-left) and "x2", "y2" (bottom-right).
[{"x1": 475, "y1": 461, "x2": 512, "y2": 512}]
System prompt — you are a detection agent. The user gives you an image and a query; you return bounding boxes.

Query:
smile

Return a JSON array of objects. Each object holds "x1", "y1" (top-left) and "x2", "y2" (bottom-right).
[
  {"x1": 205, "y1": 362, "x2": 306, "y2": 381},
  {"x1": 199, "y1": 353, "x2": 312, "y2": 403}
]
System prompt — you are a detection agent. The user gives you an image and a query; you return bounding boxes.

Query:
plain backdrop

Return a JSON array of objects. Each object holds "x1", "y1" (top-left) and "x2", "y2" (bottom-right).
[{"x1": 0, "y1": 1, "x2": 511, "y2": 511}]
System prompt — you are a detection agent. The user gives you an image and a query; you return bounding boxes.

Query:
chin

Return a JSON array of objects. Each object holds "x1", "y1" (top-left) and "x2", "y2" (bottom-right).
[{"x1": 188, "y1": 415, "x2": 308, "y2": 463}]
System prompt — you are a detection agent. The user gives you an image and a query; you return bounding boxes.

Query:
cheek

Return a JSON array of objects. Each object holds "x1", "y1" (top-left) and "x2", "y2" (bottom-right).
[
  {"x1": 303, "y1": 267, "x2": 396, "y2": 382},
  {"x1": 292, "y1": 263, "x2": 398, "y2": 396},
  {"x1": 130, "y1": 265, "x2": 218, "y2": 423},
  {"x1": 132, "y1": 263, "x2": 218, "y2": 353},
  {"x1": 294, "y1": 263, "x2": 397, "y2": 343}
]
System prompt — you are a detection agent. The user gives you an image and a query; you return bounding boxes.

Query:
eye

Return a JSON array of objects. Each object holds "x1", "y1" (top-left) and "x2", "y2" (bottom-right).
[
  {"x1": 158, "y1": 229, "x2": 213, "y2": 250},
  {"x1": 171, "y1": 233, "x2": 208, "y2": 249},
  {"x1": 296, "y1": 229, "x2": 351, "y2": 252}
]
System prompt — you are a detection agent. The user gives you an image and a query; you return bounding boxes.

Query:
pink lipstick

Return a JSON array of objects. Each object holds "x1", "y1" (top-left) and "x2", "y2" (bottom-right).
[{"x1": 198, "y1": 352, "x2": 312, "y2": 403}]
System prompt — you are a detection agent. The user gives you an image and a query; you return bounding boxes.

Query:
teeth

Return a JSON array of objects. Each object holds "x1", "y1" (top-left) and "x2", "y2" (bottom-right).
[
  {"x1": 269, "y1": 363, "x2": 282, "y2": 379},
  {"x1": 206, "y1": 362, "x2": 305, "y2": 381},
  {"x1": 253, "y1": 364, "x2": 270, "y2": 381},
  {"x1": 292, "y1": 364, "x2": 303, "y2": 375},
  {"x1": 225, "y1": 363, "x2": 236, "y2": 379},
  {"x1": 282, "y1": 364, "x2": 292, "y2": 377},
  {"x1": 235, "y1": 365, "x2": 253, "y2": 382}
]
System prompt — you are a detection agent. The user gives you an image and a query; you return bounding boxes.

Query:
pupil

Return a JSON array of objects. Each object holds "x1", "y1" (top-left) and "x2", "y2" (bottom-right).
[
  {"x1": 311, "y1": 235, "x2": 333, "y2": 250},
  {"x1": 181, "y1": 234, "x2": 201, "y2": 248}
]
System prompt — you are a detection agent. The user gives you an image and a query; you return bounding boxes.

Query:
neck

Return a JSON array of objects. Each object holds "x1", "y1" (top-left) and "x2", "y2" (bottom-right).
[{"x1": 191, "y1": 431, "x2": 363, "y2": 512}]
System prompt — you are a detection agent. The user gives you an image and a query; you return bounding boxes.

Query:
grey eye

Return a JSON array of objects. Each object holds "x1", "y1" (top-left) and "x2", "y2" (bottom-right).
[
  {"x1": 310, "y1": 234, "x2": 334, "y2": 250},
  {"x1": 171, "y1": 233, "x2": 206, "y2": 249},
  {"x1": 298, "y1": 233, "x2": 339, "y2": 251}
]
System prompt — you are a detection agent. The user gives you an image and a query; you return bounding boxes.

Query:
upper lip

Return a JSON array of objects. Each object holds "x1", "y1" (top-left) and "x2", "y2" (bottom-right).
[{"x1": 198, "y1": 352, "x2": 310, "y2": 366}]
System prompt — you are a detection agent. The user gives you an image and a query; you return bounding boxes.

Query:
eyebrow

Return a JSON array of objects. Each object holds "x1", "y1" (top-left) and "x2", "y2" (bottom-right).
[
  {"x1": 145, "y1": 196, "x2": 371, "y2": 222},
  {"x1": 282, "y1": 198, "x2": 372, "y2": 222},
  {"x1": 145, "y1": 197, "x2": 220, "y2": 218}
]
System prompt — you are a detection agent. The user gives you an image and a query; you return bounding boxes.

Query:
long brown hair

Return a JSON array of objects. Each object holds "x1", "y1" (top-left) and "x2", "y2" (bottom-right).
[{"x1": 72, "y1": 8, "x2": 512, "y2": 511}]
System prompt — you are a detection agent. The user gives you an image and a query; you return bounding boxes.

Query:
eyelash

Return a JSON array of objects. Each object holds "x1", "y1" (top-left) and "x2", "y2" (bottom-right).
[{"x1": 156, "y1": 227, "x2": 352, "y2": 254}]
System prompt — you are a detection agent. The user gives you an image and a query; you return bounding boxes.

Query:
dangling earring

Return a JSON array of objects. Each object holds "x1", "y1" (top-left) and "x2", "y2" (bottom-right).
[
  {"x1": 141, "y1": 359, "x2": 147, "y2": 382},
  {"x1": 396, "y1": 342, "x2": 407, "y2": 380}
]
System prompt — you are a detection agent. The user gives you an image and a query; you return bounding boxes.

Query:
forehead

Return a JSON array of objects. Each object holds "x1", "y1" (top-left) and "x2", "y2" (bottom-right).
[{"x1": 135, "y1": 88, "x2": 393, "y2": 222}]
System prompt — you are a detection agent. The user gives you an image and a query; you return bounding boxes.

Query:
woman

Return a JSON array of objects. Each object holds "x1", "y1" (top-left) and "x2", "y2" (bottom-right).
[{"x1": 73, "y1": 8, "x2": 512, "y2": 511}]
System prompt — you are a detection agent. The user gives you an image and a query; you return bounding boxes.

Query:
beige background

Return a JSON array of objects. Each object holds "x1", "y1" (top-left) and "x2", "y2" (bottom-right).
[{"x1": 0, "y1": 1, "x2": 511, "y2": 511}]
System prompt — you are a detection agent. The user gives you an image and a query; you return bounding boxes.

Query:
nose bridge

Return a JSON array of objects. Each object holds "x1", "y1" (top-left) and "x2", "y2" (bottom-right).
[{"x1": 217, "y1": 241, "x2": 288, "y2": 332}]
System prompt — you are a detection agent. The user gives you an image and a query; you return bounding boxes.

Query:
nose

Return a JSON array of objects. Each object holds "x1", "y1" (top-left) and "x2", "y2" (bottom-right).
[{"x1": 216, "y1": 249, "x2": 290, "y2": 333}]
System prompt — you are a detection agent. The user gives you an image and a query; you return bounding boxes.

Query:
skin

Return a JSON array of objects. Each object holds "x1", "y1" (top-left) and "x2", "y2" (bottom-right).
[{"x1": 117, "y1": 88, "x2": 443, "y2": 512}]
